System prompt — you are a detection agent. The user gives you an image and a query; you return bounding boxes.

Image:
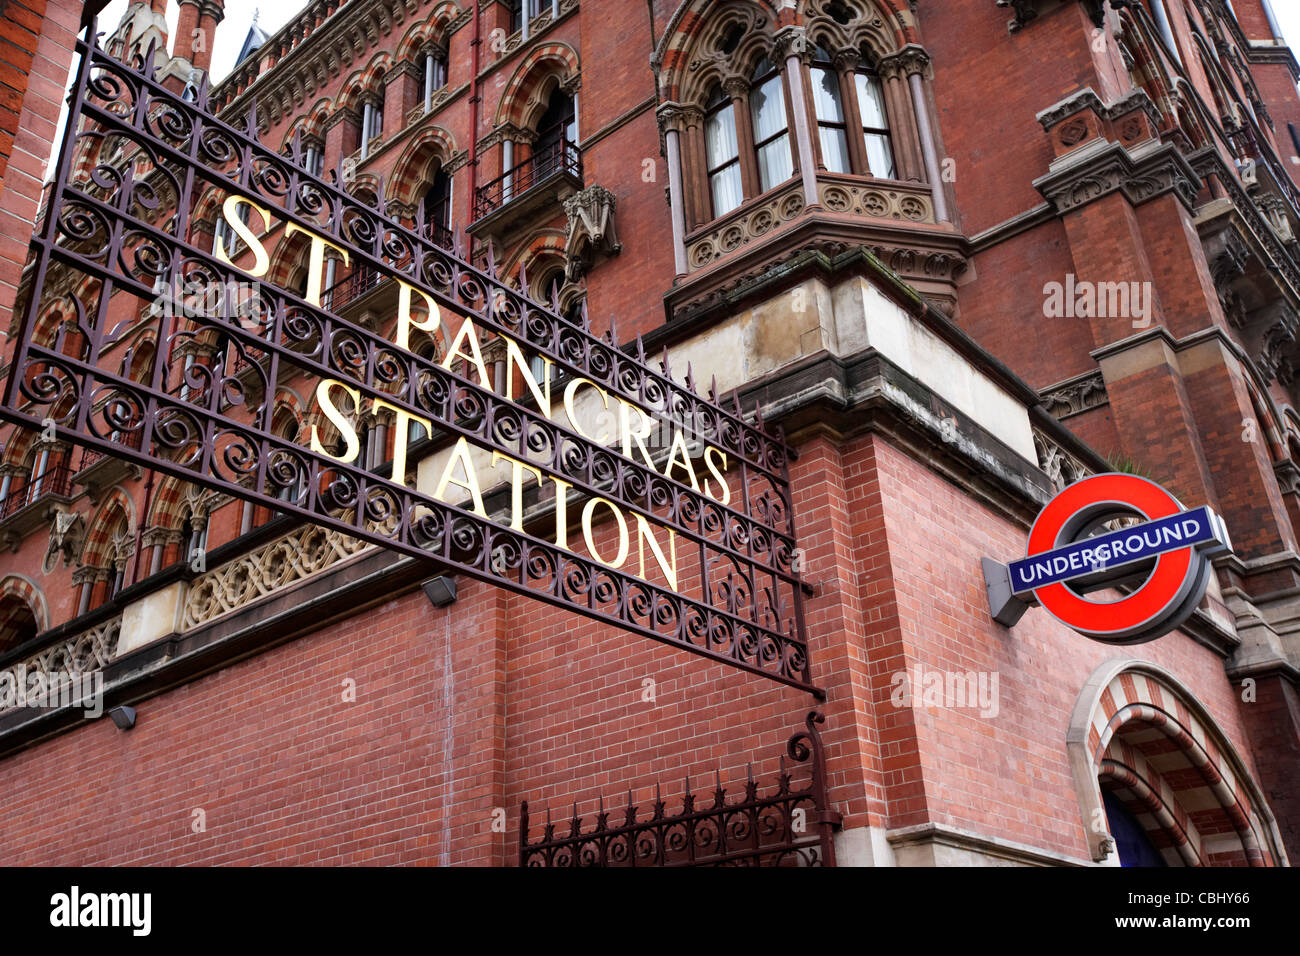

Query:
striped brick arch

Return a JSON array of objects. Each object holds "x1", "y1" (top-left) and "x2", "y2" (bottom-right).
[
  {"x1": 1068, "y1": 659, "x2": 1286, "y2": 867},
  {"x1": 493, "y1": 43, "x2": 580, "y2": 130},
  {"x1": 387, "y1": 126, "x2": 458, "y2": 206},
  {"x1": 395, "y1": 0, "x2": 462, "y2": 59},
  {"x1": 81, "y1": 487, "x2": 135, "y2": 571},
  {"x1": 0, "y1": 575, "x2": 49, "y2": 633}
]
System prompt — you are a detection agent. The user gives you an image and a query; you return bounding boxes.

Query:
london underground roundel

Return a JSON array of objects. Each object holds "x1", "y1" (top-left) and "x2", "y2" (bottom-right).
[{"x1": 995, "y1": 474, "x2": 1231, "y2": 644}]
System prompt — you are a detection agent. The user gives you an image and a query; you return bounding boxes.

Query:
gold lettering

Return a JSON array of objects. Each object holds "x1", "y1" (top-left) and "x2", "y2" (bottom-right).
[
  {"x1": 582, "y1": 497, "x2": 629, "y2": 570},
  {"x1": 370, "y1": 397, "x2": 432, "y2": 487},
  {"x1": 309, "y1": 379, "x2": 360, "y2": 463},
  {"x1": 562, "y1": 377, "x2": 609, "y2": 440},
  {"x1": 395, "y1": 280, "x2": 443, "y2": 353},
  {"x1": 503, "y1": 335, "x2": 552, "y2": 418},
  {"x1": 634, "y1": 513, "x2": 678, "y2": 592},
  {"x1": 441, "y1": 316, "x2": 493, "y2": 386},
  {"x1": 551, "y1": 475, "x2": 573, "y2": 550},
  {"x1": 215, "y1": 195, "x2": 272, "y2": 277},
  {"x1": 284, "y1": 222, "x2": 351, "y2": 307},
  {"x1": 491, "y1": 451, "x2": 544, "y2": 531},
  {"x1": 618, "y1": 399, "x2": 658, "y2": 471},
  {"x1": 702, "y1": 446, "x2": 731, "y2": 505},
  {"x1": 433, "y1": 436, "x2": 488, "y2": 517},
  {"x1": 663, "y1": 429, "x2": 700, "y2": 491}
]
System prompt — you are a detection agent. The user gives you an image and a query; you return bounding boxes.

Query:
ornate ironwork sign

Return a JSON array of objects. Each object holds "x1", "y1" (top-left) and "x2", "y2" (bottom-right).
[{"x1": 0, "y1": 22, "x2": 817, "y2": 692}]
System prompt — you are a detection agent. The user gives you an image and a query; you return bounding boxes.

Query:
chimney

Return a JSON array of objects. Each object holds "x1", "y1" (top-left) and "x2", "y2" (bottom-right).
[{"x1": 175, "y1": 1, "x2": 225, "y2": 73}]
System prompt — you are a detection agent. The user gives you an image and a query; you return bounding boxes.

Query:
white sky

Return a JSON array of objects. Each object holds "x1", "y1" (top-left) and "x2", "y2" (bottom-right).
[
  {"x1": 95, "y1": 0, "x2": 307, "y2": 82},
  {"x1": 36, "y1": 1, "x2": 1300, "y2": 183}
]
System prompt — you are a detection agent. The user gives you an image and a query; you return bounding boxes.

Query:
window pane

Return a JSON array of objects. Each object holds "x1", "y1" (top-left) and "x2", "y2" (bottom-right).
[
  {"x1": 819, "y1": 126, "x2": 851, "y2": 174},
  {"x1": 705, "y1": 102, "x2": 739, "y2": 168},
  {"x1": 710, "y1": 162, "x2": 743, "y2": 217},
  {"x1": 755, "y1": 134, "x2": 793, "y2": 192},
  {"x1": 855, "y1": 72, "x2": 889, "y2": 129},
  {"x1": 749, "y1": 75, "x2": 788, "y2": 145},
  {"x1": 811, "y1": 67, "x2": 844, "y2": 123},
  {"x1": 865, "y1": 132, "x2": 896, "y2": 179}
]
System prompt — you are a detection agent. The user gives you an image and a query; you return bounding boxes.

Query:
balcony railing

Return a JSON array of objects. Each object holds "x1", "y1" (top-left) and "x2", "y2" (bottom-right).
[
  {"x1": 76, "y1": 431, "x2": 143, "y2": 472},
  {"x1": 473, "y1": 139, "x2": 583, "y2": 222},
  {"x1": 0, "y1": 464, "x2": 74, "y2": 521},
  {"x1": 323, "y1": 220, "x2": 454, "y2": 312}
]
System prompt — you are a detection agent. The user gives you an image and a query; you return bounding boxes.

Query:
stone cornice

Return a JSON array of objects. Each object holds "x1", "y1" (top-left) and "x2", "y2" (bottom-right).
[
  {"x1": 215, "y1": 0, "x2": 436, "y2": 124},
  {"x1": 1033, "y1": 140, "x2": 1201, "y2": 215}
]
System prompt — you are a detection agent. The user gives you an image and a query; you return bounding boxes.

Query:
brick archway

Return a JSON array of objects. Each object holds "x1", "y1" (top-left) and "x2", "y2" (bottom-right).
[
  {"x1": 493, "y1": 42, "x2": 580, "y2": 131},
  {"x1": 1068, "y1": 659, "x2": 1286, "y2": 866}
]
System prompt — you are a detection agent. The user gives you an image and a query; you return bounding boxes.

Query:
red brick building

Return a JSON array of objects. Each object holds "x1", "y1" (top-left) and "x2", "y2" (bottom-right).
[{"x1": 0, "y1": 0, "x2": 1294, "y2": 866}]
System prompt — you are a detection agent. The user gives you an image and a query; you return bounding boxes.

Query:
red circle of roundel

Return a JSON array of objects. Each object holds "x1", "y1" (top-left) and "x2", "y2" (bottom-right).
[{"x1": 1025, "y1": 474, "x2": 1192, "y2": 639}]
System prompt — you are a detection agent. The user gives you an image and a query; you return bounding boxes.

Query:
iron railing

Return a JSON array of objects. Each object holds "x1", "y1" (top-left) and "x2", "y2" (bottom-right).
[
  {"x1": 0, "y1": 463, "x2": 74, "y2": 520},
  {"x1": 520, "y1": 711, "x2": 840, "y2": 867},
  {"x1": 473, "y1": 139, "x2": 582, "y2": 222},
  {"x1": 323, "y1": 220, "x2": 454, "y2": 312}
]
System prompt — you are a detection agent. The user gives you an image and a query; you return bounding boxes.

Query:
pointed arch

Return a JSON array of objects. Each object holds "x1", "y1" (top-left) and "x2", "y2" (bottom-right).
[
  {"x1": 387, "y1": 125, "x2": 459, "y2": 204},
  {"x1": 396, "y1": 0, "x2": 463, "y2": 60},
  {"x1": 494, "y1": 42, "x2": 581, "y2": 130},
  {"x1": 0, "y1": 574, "x2": 48, "y2": 634},
  {"x1": 82, "y1": 486, "x2": 136, "y2": 571},
  {"x1": 1068, "y1": 658, "x2": 1287, "y2": 866}
]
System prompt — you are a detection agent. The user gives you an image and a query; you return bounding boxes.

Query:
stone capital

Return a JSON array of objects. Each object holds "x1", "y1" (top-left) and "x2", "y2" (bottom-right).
[
  {"x1": 878, "y1": 44, "x2": 931, "y2": 81},
  {"x1": 773, "y1": 25, "x2": 810, "y2": 63},
  {"x1": 656, "y1": 101, "x2": 702, "y2": 134}
]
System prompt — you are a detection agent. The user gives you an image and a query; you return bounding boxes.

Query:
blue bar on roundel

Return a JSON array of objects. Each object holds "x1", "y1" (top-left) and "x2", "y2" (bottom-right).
[{"x1": 1007, "y1": 506, "x2": 1223, "y2": 597}]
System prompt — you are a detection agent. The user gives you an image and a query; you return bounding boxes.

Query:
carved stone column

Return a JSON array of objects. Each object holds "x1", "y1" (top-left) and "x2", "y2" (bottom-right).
[
  {"x1": 657, "y1": 103, "x2": 691, "y2": 275},
  {"x1": 891, "y1": 46, "x2": 949, "y2": 222},
  {"x1": 774, "y1": 25, "x2": 820, "y2": 210}
]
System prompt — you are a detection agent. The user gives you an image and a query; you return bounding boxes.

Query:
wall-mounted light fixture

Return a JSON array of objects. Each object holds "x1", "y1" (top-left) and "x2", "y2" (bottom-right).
[
  {"x1": 421, "y1": 575, "x2": 458, "y2": 608},
  {"x1": 108, "y1": 705, "x2": 136, "y2": 730}
]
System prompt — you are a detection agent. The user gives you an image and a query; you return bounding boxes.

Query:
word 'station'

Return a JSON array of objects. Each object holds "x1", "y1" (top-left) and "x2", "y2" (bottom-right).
[{"x1": 0, "y1": 22, "x2": 817, "y2": 692}]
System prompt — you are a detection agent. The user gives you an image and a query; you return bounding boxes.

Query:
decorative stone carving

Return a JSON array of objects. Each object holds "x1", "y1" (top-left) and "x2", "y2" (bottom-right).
[
  {"x1": 0, "y1": 615, "x2": 119, "y2": 714},
  {"x1": 43, "y1": 508, "x2": 84, "y2": 574},
  {"x1": 819, "y1": 180, "x2": 935, "y2": 223},
  {"x1": 563, "y1": 185, "x2": 621, "y2": 281},
  {"x1": 1034, "y1": 142, "x2": 1201, "y2": 215},
  {"x1": 772, "y1": 25, "x2": 809, "y2": 63},
  {"x1": 687, "y1": 182, "x2": 806, "y2": 270},
  {"x1": 181, "y1": 523, "x2": 370, "y2": 629},
  {"x1": 1041, "y1": 370, "x2": 1109, "y2": 419},
  {"x1": 1033, "y1": 428, "x2": 1095, "y2": 493}
]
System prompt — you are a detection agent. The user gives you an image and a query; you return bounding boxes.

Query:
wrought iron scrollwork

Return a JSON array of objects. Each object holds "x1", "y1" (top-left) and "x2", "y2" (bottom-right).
[{"x1": 0, "y1": 22, "x2": 818, "y2": 692}]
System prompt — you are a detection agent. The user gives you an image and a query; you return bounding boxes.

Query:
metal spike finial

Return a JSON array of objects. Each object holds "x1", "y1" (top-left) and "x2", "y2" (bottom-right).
[
  {"x1": 375, "y1": 175, "x2": 388, "y2": 215},
  {"x1": 579, "y1": 297, "x2": 591, "y2": 330},
  {"x1": 195, "y1": 70, "x2": 211, "y2": 110},
  {"x1": 485, "y1": 242, "x2": 497, "y2": 277},
  {"x1": 661, "y1": 344, "x2": 671, "y2": 377},
  {"x1": 598, "y1": 793, "x2": 604, "y2": 812},
  {"x1": 710, "y1": 374, "x2": 718, "y2": 401},
  {"x1": 607, "y1": 313, "x2": 618, "y2": 346},
  {"x1": 416, "y1": 195, "x2": 427, "y2": 235},
  {"x1": 754, "y1": 401, "x2": 765, "y2": 427},
  {"x1": 685, "y1": 362, "x2": 696, "y2": 393},
  {"x1": 290, "y1": 127, "x2": 303, "y2": 164},
  {"x1": 746, "y1": 761, "x2": 754, "y2": 783},
  {"x1": 518, "y1": 258, "x2": 528, "y2": 295},
  {"x1": 245, "y1": 98, "x2": 260, "y2": 140},
  {"x1": 636, "y1": 334, "x2": 646, "y2": 363},
  {"x1": 142, "y1": 38, "x2": 158, "y2": 78}
]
